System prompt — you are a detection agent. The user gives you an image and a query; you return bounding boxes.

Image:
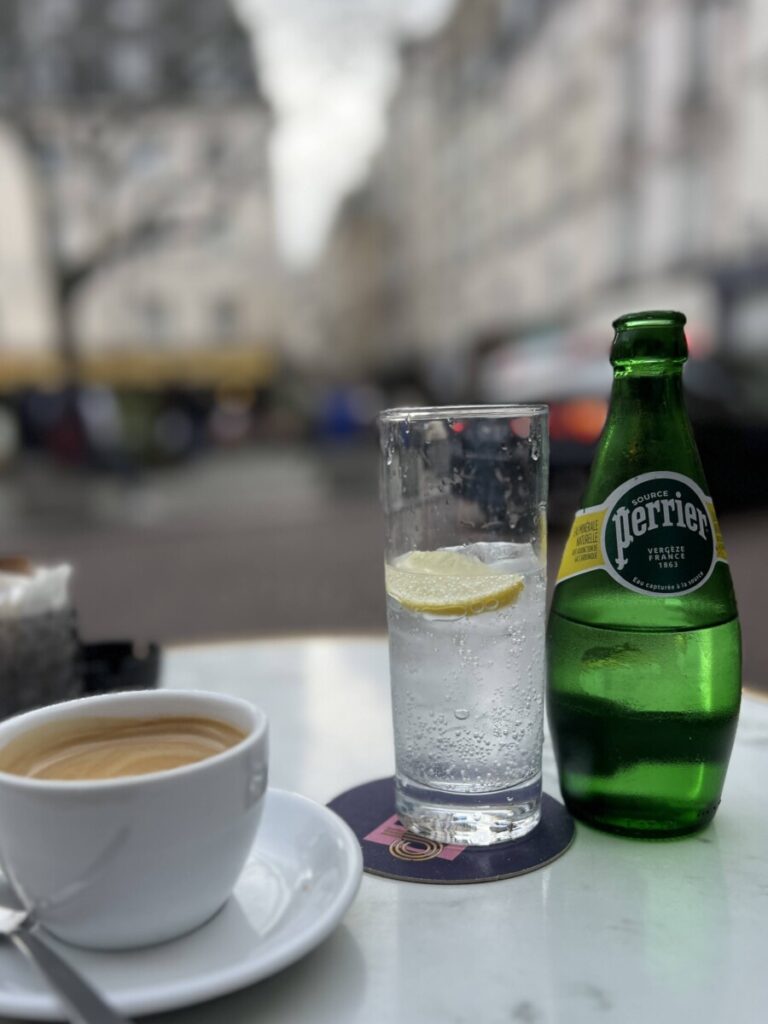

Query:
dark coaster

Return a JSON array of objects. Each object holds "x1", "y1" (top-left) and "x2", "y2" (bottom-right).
[
  {"x1": 80, "y1": 641, "x2": 161, "y2": 696},
  {"x1": 328, "y1": 776, "x2": 575, "y2": 884}
]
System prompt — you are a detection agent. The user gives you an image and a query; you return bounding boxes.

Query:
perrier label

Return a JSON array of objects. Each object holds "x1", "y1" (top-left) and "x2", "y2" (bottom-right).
[
  {"x1": 558, "y1": 470, "x2": 728, "y2": 596},
  {"x1": 547, "y1": 310, "x2": 741, "y2": 838}
]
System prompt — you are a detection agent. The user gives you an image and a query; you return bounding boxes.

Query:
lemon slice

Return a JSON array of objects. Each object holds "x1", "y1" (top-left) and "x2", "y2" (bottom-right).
[{"x1": 385, "y1": 549, "x2": 525, "y2": 616}]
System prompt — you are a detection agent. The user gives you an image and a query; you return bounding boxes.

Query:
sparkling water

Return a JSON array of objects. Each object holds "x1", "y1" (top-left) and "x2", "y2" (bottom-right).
[{"x1": 386, "y1": 542, "x2": 546, "y2": 843}]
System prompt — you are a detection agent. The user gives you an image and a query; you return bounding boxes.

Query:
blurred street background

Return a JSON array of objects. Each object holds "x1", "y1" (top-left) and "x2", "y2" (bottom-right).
[{"x1": 1, "y1": 0, "x2": 767, "y2": 690}]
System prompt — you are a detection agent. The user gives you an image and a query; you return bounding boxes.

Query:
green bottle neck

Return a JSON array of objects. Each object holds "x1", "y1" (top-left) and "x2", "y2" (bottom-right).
[
  {"x1": 582, "y1": 314, "x2": 703, "y2": 505},
  {"x1": 597, "y1": 367, "x2": 699, "y2": 485},
  {"x1": 609, "y1": 363, "x2": 685, "y2": 404},
  {"x1": 605, "y1": 312, "x2": 692, "y2": 463}
]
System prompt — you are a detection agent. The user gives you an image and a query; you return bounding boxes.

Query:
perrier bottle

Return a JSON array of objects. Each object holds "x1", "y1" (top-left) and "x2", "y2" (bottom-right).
[{"x1": 547, "y1": 310, "x2": 741, "y2": 837}]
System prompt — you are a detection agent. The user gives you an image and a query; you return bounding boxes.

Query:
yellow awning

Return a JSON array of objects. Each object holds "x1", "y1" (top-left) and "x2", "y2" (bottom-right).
[
  {"x1": 0, "y1": 353, "x2": 66, "y2": 390},
  {"x1": 0, "y1": 348, "x2": 278, "y2": 391}
]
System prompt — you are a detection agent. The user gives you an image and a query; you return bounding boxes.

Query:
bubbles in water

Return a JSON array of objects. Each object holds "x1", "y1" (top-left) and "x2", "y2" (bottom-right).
[{"x1": 389, "y1": 552, "x2": 546, "y2": 791}]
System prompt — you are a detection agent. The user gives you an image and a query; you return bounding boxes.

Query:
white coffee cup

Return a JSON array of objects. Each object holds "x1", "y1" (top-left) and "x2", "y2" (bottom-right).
[{"x1": 0, "y1": 689, "x2": 268, "y2": 950}]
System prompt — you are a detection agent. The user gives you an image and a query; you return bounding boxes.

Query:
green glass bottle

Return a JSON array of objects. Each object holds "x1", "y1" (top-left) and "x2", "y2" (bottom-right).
[{"x1": 547, "y1": 310, "x2": 741, "y2": 837}]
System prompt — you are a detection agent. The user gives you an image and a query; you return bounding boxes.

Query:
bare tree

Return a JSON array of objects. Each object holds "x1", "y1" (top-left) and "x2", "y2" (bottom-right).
[{"x1": 0, "y1": 0, "x2": 266, "y2": 376}]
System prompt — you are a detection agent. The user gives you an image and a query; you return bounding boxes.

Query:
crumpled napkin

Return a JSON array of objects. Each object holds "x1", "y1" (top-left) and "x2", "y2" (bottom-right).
[{"x1": 0, "y1": 564, "x2": 72, "y2": 620}]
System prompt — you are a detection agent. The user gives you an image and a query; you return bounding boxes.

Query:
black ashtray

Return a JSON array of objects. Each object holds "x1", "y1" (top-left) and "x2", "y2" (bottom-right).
[{"x1": 80, "y1": 642, "x2": 161, "y2": 696}]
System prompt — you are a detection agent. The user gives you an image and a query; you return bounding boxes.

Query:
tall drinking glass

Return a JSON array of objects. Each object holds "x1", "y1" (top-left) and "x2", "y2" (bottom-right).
[{"x1": 379, "y1": 405, "x2": 548, "y2": 845}]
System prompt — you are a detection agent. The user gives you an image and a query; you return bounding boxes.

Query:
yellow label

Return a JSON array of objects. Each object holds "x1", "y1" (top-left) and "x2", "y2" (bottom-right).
[
  {"x1": 706, "y1": 501, "x2": 728, "y2": 561},
  {"x1": 556, "y1": 507, "x2": 607, "y2": 583}
]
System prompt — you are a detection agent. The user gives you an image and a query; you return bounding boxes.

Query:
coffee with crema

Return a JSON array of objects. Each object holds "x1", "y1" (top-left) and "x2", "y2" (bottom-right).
[{"x1": 0, "y1": 715, "x2": 247, "y2": 781}]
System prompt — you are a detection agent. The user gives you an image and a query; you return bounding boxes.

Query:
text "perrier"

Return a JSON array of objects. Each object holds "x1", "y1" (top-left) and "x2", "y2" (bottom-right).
[{"x1": 612, "y1": 490, "x2": 710, "y2": 570}]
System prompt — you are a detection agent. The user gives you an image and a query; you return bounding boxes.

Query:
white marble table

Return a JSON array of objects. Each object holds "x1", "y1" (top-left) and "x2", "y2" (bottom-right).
[{"x1": 142, "y1": 635, "x2": 768, "y2": 1024}]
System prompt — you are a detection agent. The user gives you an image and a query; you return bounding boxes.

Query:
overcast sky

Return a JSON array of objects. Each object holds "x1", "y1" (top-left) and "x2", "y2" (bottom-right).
[{"x1": 234, "y1": 0, "x2": 455, "y2": 267}]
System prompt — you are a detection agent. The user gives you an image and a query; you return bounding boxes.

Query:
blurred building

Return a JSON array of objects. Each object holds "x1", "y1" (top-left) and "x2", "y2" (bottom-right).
[
  {"x1": 0, "y1": 122, "x2": 60, "y2": 384},
  {"x1": 0, "y1": 0, "x2": 281, "y2": 390},
  {"x1": 317, "y1": 0, "x2": 768, "y2": 397},
  {"x1": 304, "y1": 191, "x2": 392, "y2": 376}
]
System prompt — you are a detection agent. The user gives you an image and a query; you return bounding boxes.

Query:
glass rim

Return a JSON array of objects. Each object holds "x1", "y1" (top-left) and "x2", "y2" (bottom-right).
[{"x1": 378, "y1": 403, "x2": 548, "y2": 424}]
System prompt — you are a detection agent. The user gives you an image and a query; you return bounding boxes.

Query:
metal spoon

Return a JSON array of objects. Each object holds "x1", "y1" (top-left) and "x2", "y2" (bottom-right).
[{"x1": 0, "y1": 904, "x2": 132, "y2": 1024}]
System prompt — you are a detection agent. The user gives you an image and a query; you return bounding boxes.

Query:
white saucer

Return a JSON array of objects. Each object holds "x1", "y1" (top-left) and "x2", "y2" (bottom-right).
[{"x1": 0, "y1": 788, "x2": 363, "y2": 1020}]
